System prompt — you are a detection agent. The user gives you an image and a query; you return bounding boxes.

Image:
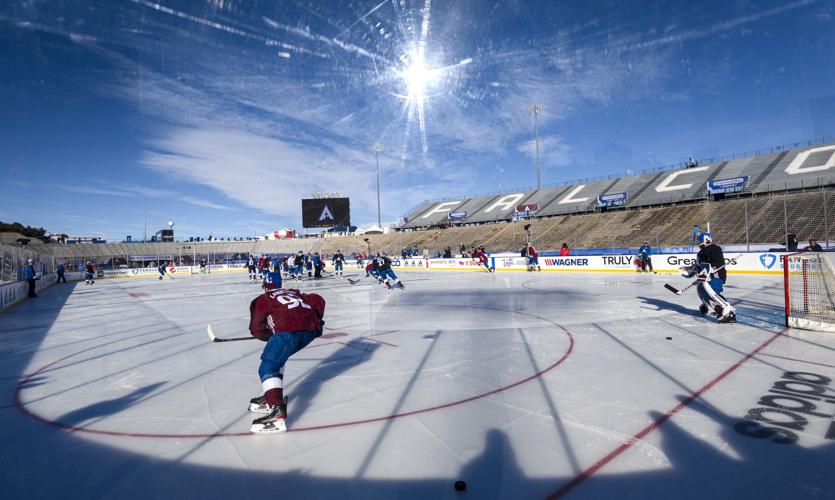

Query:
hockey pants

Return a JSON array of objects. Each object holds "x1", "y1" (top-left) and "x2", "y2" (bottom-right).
[{"x1": 259, "y1": 330, "x2": 321, "y2": 391}]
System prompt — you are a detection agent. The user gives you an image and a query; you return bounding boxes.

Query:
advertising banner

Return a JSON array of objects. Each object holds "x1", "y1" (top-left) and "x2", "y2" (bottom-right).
[
  {"x1": 707, "y1": 176, "x2": 748, "y2": 194},
  {"x1": 447, "y1": 211, "x2": 468, "y2": 222},
  {"x1": 597, "y1": 192, "x2": 629, "y2": 207}
]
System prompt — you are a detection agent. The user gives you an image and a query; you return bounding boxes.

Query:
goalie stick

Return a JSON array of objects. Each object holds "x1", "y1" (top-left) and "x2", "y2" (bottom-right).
[
  {"x1": 663, "y1": 255, "x2": 740, "y2": 295},
  {"x1": 207, "y1": 324, "x2": 255, "y2": 343}
]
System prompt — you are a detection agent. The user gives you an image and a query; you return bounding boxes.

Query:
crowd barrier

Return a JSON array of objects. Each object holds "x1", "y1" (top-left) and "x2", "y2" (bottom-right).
[
  {"x1": 0, "y1": 274, "x2": 58, "y2": 311},
  {"x1": 2, "y1": 251, "x2": 814, "y2": 308}
]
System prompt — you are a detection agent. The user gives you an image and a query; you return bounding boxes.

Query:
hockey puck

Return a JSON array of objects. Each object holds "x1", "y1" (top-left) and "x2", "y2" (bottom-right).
[
  {"x1": 666, "y1": 336, "x2": 672, "y2": 340},
  {"x1": 454, "y1": 480, "x2": 467, "y2": 491}
]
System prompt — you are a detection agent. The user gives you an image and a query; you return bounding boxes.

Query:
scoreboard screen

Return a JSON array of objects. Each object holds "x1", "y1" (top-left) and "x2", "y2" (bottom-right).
[{"x1": 302, "y1": 198, "x2": 351, "y2": 228}]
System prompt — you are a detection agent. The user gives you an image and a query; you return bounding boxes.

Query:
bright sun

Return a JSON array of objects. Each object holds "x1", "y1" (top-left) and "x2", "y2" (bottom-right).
[{"x1": 403, "y1": 53, "x2": 432, "y2": 101}]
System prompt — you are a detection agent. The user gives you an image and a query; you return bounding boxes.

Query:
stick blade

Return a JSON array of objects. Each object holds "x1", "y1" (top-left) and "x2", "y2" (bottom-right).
[
  {"x1": 207, "y1": 324, "x2": 218, "y2": 342},
  {"x1": 664, "y1": 283, "x2": 682, "y2": 295}
]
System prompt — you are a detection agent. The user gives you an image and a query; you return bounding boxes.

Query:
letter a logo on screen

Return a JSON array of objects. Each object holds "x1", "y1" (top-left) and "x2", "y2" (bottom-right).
[{"x1": 319, "y1": 204, "x2": 334, "y2": 222}]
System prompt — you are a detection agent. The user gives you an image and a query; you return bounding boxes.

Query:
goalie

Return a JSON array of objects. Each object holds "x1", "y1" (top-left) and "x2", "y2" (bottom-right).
[{"x1": 681, "y1": 233, "x2": 736, "y2": 323}]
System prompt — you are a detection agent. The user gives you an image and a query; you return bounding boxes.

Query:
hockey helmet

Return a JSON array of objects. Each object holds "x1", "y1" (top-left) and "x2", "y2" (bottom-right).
[{"x1": 697, "y1": 232, "x2": 713, "y2": 246}]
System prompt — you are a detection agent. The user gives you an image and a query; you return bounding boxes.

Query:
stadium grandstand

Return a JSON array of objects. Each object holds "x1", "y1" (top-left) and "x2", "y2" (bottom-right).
[{"x1": 1, "y1": 140, "x2": 833, "y2": 276}]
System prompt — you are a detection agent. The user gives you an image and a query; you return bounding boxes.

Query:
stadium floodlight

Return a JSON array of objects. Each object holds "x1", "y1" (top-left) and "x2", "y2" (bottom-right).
[
  {"x1": 525, "y1": 103, "x2": 545, "y2": 190},
  {"x1": 371, "y1": 143, "x2": 384, "y2": 228}
]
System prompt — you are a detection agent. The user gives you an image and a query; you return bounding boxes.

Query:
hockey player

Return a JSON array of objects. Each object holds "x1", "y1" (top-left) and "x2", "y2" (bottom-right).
[
  {"x1": 681, "y1": 233, "x2": 736, "y2": 323},
  {"x1": 84, "y1": 261, "x2": 95, "y2": 285},
  {"x1": 374, "y1": 254, "x2": 405, "y2": 289},
  {"x1": 365, "y1": 260, "x2": 381, "y2": 283},
  {"x1": 638, "y1": 242, "x2": 655, "y2": 273},
  {"x1": 527, "y1": 244, "x2": 541, "y2": 272},
  {"x1": 294, "y1": 251, "x2": 305, "y2": 279},
  {"x1": 158, "y1": 261, "x2": 169, "y2": 280},
  {"x1": 247, "y1": 255, "x2": 258, "y2": 280},
  {"x1": 247, "y1": 288, "x2": 325, "y2": 433},
  {"x1": 332, "y1": 249, "x2": 345, "y2": 278},
  {"x1": 473, "y1": 246, "x2": 493, "y2": 272},
  {"x1": 258, "y1": 255, "x2": 269, "y2": 280},
  {"x1": 263, "y1": 262, "x2": 282, "y2": 291},
  {"x1": 305, "y1": 253, "x2": 313, "y2": 278}
]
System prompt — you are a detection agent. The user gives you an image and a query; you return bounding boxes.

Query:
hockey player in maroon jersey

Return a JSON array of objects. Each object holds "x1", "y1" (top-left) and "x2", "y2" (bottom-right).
[
  {"x1": 257, "y1": 255, "x2": 269, "y2": 280},
  {"x1": 473, "y1": 246, "x2": 493, "y2": 272},
  {"x1": 527, "y1": 244, "x2": 541, "y2": 272},
  {"x1": 247, "y1": 288, "x2": 326, "y2": 433}
]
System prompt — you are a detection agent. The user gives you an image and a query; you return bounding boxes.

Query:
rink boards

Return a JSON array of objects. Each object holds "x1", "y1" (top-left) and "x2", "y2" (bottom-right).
[{"x1": 49, "y1": 252, "x2": 812, "y2": 282}]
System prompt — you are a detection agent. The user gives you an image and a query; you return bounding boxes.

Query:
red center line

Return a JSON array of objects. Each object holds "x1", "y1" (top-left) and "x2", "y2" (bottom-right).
[
  {"x1": 546, "y1": 328, "x2": 787, "y2": 500},
  {"x1": 757, "y1": 352, "x2": 835, "y2": 369}
]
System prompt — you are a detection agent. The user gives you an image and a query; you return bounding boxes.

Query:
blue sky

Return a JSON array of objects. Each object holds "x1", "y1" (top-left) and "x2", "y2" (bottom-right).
[{"x1": 1, "y1": 0, "x2": 833, "y2": 241}]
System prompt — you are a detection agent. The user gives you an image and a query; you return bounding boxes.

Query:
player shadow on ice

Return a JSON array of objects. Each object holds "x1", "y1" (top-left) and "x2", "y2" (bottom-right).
[
  {"x1": 638, "y1": 296, "x2": 703, "y2": 317},
  {"x1": 0, "y1": 282, "x2": 76, "y2": 404},
  {"x1": 457, "y1": 428, "x2": 529, "y2": 500},
  {"x1": 287, "y1": 339, "x2": 381, "y2": 424},
  {"x1": 644, "y1": 394, "x2": 834, "y2": 499},
  {"x1": 54, "y1": 382, "x2": 166, "y2": 430}
]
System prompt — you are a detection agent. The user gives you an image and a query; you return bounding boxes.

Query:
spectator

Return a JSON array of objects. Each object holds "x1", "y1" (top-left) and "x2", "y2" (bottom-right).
[
  {"x1": 443, "y1": 246, "x2": 452, "y2": 258},
  {"x1": 560, "y1": 243, "x2": 570, "y2": 256},
  {"x1": 804, "y1": 239, "x2": 823, "y2": 252},
  {"x1": 56, "y1": 262, "x2": 67, "y2": 283},
  {"x1": 22, "y1": 258, "x2": 38, "y2": 297},
  {"x1": 690, "y1": 224, "x2": 701, "y2": 248}
]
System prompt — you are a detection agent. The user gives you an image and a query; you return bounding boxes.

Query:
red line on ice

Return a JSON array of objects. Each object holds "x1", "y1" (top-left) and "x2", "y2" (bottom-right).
[
  {"x1": 14, "y1": 321, "x2": 574, "y2": 439},
  {"x1": 545, "y1": 328, "x2": 786, "y2": 499}
]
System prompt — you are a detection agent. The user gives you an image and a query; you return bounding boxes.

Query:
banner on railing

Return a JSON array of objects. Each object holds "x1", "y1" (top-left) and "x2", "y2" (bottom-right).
[
  {"x1": 447, "y1": 211, "x2": 468, "y2": 222},
  {"x1": 707, "y1": 176, "x2": 748, "y2": 194},
  {"x1": 597, "y1": 192, "x2": 628, "y2": 207}
]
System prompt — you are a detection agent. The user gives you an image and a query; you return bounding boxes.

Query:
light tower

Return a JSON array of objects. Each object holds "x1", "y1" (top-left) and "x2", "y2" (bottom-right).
[
  {"x1": 525, "y1": 103, "x2": 545, "y2": 190},
  {"x1": 371, "y1": 143, "x2": 384, "y2": 228}
]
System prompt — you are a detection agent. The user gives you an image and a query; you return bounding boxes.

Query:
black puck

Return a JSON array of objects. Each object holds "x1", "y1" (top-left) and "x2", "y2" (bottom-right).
[
  {"x1": 454, "y1": 480, "x2": 467, "y2": 491},
  {"x1": 666, "y1": 337, "x2": 672, "y2": 340}
]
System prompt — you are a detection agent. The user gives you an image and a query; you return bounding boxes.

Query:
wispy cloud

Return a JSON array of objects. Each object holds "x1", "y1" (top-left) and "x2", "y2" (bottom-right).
[{"x1": 517, "y1": 135, "x2": 572, "y2": 168}]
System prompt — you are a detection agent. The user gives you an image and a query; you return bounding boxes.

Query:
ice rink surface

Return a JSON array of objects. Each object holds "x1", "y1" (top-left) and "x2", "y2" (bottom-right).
[{"x1": 1, "y1": 269, "x2": 833, "y2": 499}]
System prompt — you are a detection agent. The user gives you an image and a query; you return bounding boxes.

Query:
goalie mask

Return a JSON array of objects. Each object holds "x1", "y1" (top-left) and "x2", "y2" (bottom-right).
[{"x1": 697, "y1": 232, "x2": 713, "y2": 247}]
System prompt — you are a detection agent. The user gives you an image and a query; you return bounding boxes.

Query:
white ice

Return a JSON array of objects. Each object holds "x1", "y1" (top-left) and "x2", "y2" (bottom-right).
[{"x1": 0, "y1": 269, "x2": 833, "y2": 499}]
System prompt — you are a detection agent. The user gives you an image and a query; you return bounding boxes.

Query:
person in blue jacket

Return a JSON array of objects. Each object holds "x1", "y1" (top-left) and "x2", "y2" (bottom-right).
[
  {"x1": 22, "y1": 258, "x2": 38, "y2": 297},
  {"x1": 638, "y1": 242, "x2": 654, "y2": 273}
]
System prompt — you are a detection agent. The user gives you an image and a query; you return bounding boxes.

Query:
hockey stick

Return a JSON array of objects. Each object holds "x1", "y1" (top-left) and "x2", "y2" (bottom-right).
[
  {"x1": 207, "y1": 324, "x2": 255, "y2": 343},
  {"x1": 663, "y1": 255, "x2": 741, "y2": 295}
]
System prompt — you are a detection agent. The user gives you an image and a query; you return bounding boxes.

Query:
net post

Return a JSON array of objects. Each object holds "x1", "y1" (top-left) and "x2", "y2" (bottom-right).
[{"x1": 783, "y1": 254, "x2": 790, "y2": 327}]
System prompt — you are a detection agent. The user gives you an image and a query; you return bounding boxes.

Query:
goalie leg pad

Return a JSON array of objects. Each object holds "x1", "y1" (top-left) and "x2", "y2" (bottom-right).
[{"x1": 697, "y1": 279, "x2": 735, "y2": 319}]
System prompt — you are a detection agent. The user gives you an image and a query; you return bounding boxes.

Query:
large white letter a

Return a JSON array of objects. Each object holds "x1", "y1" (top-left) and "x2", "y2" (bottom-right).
[{"x1": 319, "y1": 204, "x2": 334, "y2": 221}]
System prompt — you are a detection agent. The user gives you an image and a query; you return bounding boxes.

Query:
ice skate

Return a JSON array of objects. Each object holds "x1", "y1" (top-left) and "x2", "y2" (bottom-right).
[
  {"x1": 719, "y1": 310, "x2": 737, "y2": 324},
  {"x1": 250, "y1": 403, "x2": 287, "y2": 433}
]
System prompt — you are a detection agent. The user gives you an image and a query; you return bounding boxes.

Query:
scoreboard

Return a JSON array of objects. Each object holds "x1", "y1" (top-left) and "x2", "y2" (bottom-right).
[{"x1": 301, "y1": 198, "x2": 351, "y2": 228}]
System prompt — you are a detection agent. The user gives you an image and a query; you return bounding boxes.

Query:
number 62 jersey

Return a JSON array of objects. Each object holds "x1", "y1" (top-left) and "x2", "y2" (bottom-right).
[{"x1": 248, "y1": 289, "x2": 326, "y2": 341}]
